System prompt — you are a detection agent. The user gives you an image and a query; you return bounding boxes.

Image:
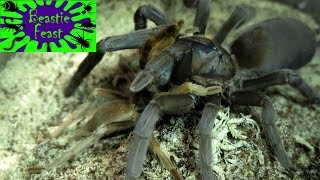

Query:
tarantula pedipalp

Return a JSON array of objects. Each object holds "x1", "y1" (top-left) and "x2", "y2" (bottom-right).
[{"x1": 63, "y1": 0, "x2": 319, "y2": 179}]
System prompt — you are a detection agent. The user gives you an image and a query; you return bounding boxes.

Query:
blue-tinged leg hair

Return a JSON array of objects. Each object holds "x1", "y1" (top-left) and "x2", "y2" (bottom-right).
[
  {"x1": 125, "y1": 94, "x2": 196, "y2": 179},
  {"x1": 231, "y1": 91, "x2": 296, "y2": 174},
  {"x1": 130, "y1": 41, "x2": 191, "y2": 92},
  {"x1": 242, "y1": 69, "x2": 320, "y2": 104},
  {"x1": 64, "y1": 40, "x2": 105, "y2": 97},
  {"x1": 198, "y1": 96, "x2": 220, "y2": 180},
  {"x1": 193, "y1": 0, "x2": 211, "y2": 35},
  {"x1": 64, "y1": 25, "x2": 174, "y2": 97},
  {"x1": 134, "y1": 5, "x2": 170, "y2": 30},
  {"x1": 64, "y1": 0, "x2": 172, "y2": 97},
  {"x1": 213, "y1": 5, "x2": 255, "y2": 44}
]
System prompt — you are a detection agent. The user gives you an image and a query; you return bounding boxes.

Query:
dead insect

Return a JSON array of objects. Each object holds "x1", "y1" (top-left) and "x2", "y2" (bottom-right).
[
  {"x1": 81, "y1": 2, "x2": 93, "y2": 15},
  {"x1": 70, "y1": 31, "x2": 90, "y2": 51},
  {"x1": 3, "y1": 17, "x2": 25, "y2": 32},
  {"x1": 43, "y1": 0, "x2": 320, "y2": 179},
  {"x1": 1, "y1": 0, "x2": 18, "y2": 12}
]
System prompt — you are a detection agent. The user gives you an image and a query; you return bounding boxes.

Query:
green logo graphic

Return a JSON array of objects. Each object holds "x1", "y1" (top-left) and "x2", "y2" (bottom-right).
[{"x1": 0, "y1": 0, "x2": 96, "y2": 52}]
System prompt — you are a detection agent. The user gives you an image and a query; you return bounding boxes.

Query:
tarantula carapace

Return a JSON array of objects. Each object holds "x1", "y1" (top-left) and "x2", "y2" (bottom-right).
[{"x1": 59, "y1": 0, "x2": 319, "y2": 179}]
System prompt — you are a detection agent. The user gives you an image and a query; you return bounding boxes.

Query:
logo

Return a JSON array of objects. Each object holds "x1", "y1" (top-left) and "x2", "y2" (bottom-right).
[{"x1": 0, "y1": 0, "x2": 96, "y2": 52}]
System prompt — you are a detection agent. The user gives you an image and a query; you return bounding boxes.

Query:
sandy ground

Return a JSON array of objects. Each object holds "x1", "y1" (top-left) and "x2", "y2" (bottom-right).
[{"x1": 0, "y1": 0, "x2": 319, "y2": 179}]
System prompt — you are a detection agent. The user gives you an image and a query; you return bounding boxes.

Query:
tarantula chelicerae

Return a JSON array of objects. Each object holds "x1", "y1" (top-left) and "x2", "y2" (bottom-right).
[{"x1": 61, "y1": 0, "x2": 319, "y2": 179}]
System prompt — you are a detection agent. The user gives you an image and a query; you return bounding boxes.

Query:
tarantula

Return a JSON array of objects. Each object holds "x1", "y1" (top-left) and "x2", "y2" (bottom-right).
[{"x1": 60, "y1": 0, "x2": 319, "y2": 179}]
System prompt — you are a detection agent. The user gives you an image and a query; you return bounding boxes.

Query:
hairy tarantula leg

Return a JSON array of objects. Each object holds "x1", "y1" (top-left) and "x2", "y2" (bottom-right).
[
  {"x1": 103, "y1": 25, "x2": 175, "y2": 52},
  {"x1": 49, "y1": 102, "x2": 91, "y2": 139},
  {"x1": 64, "y1": 40, "x2": 105, "y2": 97},
  {"x1": 29, "y1": 129, "x2": 114, "y2": 173},
  {"x1": 149, "y1": 134, "x2": 183, "y2": 180},
  {"x1": 198, "y1": 97, "x2": 220, "y2": 180},
  {"x1": 242, "y1": 69, "x2": 320, "y2": 104},
  {"x1": 29, "y1": 100, "x2": 137, "y2": 174},
  {"x1": 231, "y1": 91, "x2": 296, "y2": 173},
  {"x1": 52, "y1": 88, "x2": 125, "y2": 138},
  {"x1": 64, "y1": 25, "x2": 174, "y2": 97},
  {"x1": 134, "y1": 5, "x2": 170, "y2": 30},
  {"x1": 125, "y1": 94, "x2": 196, "y2": 179},
  {"x1": 193, "y1": 0, "x2": 211, "y2": 35},
  {"x1": 130, "y1": 41, "x2": 191, "y2": 92},
  {"x1": 213, "y1": 5, "x2": 255, "y2": 44}
]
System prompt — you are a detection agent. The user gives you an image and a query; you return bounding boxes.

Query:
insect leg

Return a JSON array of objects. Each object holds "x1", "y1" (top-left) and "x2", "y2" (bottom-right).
[
  {"x1": 76, "y1": 31, "x2": 81, "y2": 39},
  {"x1": 82, "y1": 30, "x2": 85, "y2": 39}
]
